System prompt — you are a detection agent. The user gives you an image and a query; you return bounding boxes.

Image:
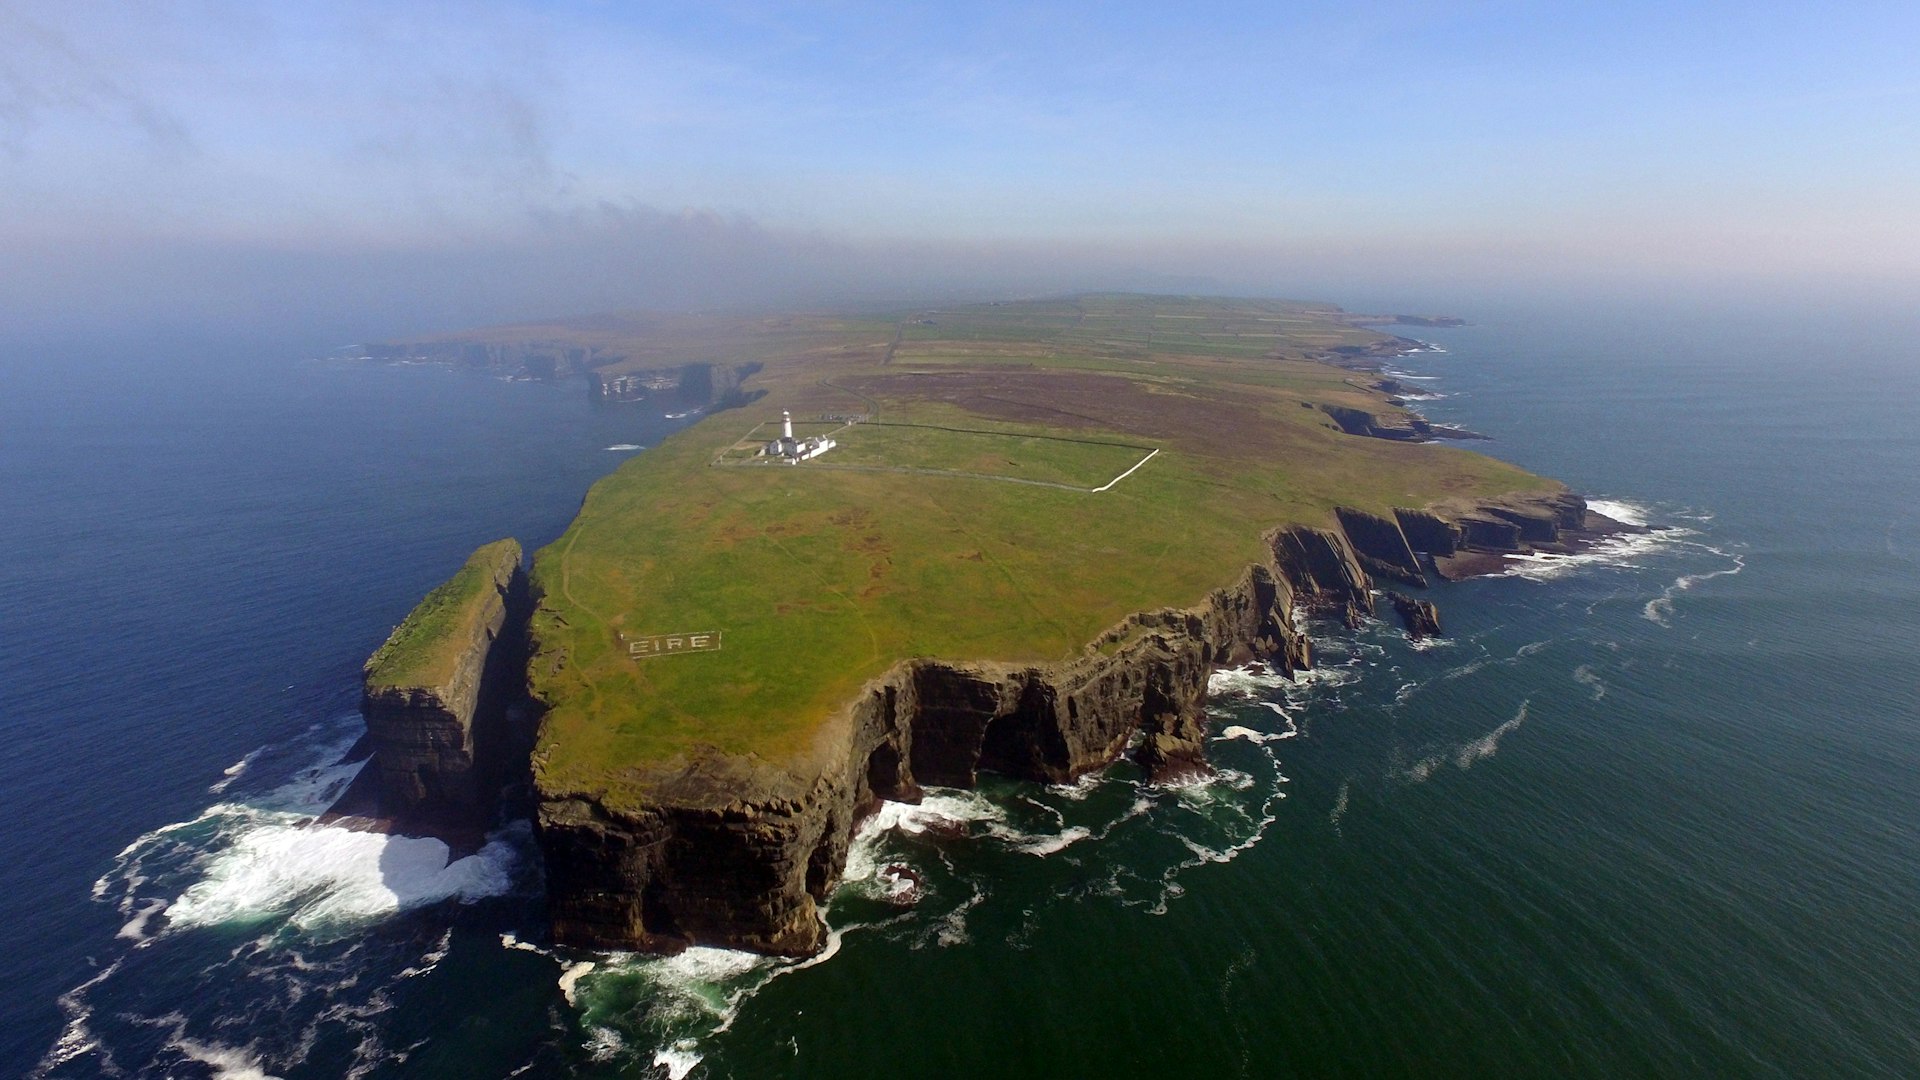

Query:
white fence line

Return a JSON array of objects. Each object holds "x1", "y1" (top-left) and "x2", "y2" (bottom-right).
[{"x1": 1091, "y1": 448, "x2": 1160, "y2": 493}]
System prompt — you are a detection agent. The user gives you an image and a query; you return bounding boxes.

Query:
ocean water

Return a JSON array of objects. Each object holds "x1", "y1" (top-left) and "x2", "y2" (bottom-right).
[{"x1": 4, "y1": 300, "x2": 1918, "y2": 1078}]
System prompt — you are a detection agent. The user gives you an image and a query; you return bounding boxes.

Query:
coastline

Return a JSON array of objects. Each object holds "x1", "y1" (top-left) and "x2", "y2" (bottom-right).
[{"x1": 316, "y1": 295, "x2": 1620, "y2": 959}]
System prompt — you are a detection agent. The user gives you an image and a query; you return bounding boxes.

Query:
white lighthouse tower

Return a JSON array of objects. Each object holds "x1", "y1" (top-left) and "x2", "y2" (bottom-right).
[{"x1": 762, "y1": 408, "x2": 837, "y2": 463}]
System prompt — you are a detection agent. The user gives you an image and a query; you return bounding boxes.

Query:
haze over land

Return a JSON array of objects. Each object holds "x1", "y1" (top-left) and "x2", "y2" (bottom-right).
[{"x1": 4, "y1": 0, "x2": 1919, "y2": 345}]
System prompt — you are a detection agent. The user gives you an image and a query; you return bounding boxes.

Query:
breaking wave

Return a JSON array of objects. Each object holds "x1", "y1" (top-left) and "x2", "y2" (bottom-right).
[
  {"x1": 166, "y1": 824, "x2": 519, "y2": 932},
  {"x1": 1585, "y1": 498, "x2": 1651, "y2": 527},
  {"x1": 1643, "y1": 548, "x2": 1747, "y2": 626},
  {"x1": 38, "y1": 718, "x2": 537, "y2": 1079}
]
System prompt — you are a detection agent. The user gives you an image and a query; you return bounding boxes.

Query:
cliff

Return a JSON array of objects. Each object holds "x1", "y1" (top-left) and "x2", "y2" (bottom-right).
[
  {"x1": 533, "y1": 528, "x2": 1327, "y2": 954},
  {"x1": 328, "y1": 539, "x2": 531, "y2": 838},
  {"x1": 530, "y1": 489, "x2": 1588, "y2": 956},
  {"x1": 354, "y1": 336, "x2": 763, "y2": 411}
]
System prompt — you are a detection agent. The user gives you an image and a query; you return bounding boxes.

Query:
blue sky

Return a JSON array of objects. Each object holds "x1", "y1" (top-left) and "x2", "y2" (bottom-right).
[{"x1": 4, "y1": 1, "x2": 1918, "y2": 328}]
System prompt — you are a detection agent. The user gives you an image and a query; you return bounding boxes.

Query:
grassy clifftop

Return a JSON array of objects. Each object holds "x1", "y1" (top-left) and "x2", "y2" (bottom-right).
[
  {"x1": 366, "y1": 538, "x2": 522, "y2": 691},
  {"x1": 522, "y1": 295, "x2": 1553, "y2": 808}
]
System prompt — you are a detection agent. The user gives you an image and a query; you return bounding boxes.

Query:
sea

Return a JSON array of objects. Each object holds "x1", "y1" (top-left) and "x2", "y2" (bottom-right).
[{"x1": 3, "y1": 297, "x2": 1917, "y2": 1078}]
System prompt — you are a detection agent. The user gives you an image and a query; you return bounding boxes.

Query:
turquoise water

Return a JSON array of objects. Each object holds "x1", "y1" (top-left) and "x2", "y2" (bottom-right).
[{"x1": 8, "y1": 300, "x2": 1919, "y2": 1077}]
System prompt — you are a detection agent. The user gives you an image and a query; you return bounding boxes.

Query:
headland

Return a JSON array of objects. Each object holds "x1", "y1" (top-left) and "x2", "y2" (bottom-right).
[{"x1": 338, "y1": 293, "x2": 1625, "y2": 955}]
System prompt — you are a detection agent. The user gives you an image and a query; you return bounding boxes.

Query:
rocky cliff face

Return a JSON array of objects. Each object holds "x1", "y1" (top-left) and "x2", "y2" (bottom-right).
[
  {"x1": 532, "y1": 490, "x2": 1594, "y2": 956},
  {"x1": 591, "y1": 361, "x2": 764, "y2": 408},
  {"x1": 337, "y1": 543, "x2": 531, "y2": 837},
  {"x1": 536, "y1": 527, "x2": 1338, "y2": 955}
]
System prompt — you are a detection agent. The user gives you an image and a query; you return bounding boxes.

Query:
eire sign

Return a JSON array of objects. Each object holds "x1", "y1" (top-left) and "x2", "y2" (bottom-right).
[{"x1": 629, "y1": 631, "x2": 723, "y2": 659}]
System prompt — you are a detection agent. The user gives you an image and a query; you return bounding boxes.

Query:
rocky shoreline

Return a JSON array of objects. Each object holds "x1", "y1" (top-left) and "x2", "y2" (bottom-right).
[{"x1": 329, "y1": 489, "x2": 1631, "y2": 956}]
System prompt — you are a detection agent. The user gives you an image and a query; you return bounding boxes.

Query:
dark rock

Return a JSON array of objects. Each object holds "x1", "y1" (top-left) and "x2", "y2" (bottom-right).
[
  {"x1": 1335, "y1": 507, "x2": 1428, "y2": 587},
  {"x1": 1386, "y1": 592, "x2": 1443, "y2": 640}
]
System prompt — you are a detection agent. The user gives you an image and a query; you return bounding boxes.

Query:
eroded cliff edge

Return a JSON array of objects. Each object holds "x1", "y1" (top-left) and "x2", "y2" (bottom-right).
[{"x1": 530, "y1": 490, "x2": 1614, "y2": 955}]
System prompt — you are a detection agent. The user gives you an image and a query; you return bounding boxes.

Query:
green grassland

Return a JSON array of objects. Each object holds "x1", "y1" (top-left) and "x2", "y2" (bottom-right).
[
  {"x1": 367, "y1": 538, "x2": 518, "y2": 690},
  {"x1": 801, "y1": 422, "x2": 1151, "y2": 490},
  {"x1": 522, "y1": 295, "x2": 1554, "y2": 807}
]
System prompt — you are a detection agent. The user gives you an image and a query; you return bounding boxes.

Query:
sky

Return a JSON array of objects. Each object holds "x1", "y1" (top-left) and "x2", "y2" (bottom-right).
[{"x1": 4, "y1": 0, "x2": 1919, "y2": 338}]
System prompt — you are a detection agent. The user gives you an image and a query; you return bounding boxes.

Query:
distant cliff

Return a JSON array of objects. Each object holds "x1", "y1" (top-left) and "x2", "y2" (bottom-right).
[{"x1": 350, "y1": 338, "x2": 762, "y2": 409}]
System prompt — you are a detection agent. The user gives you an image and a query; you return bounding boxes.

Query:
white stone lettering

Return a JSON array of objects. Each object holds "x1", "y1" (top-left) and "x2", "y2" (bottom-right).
[{"x1": 629, "y1": 631, "x2": 723, "y2": 659}]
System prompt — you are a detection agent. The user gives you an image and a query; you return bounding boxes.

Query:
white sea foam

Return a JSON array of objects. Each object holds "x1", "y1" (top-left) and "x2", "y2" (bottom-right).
[
  {"x1": 1329, "y1": 780, "x2": 1351, "y2": 835},
  {"x1": 1500, "y1": 525, "x2": 1690, "y2": 582},
  {"x1": 1046, "y1": 772, "x2": 1107, "y2": 801},
  {"x1": 1456, "y1": 700, "x2": 1528, "y2": 767},
  {"x1": 557, "y1": 961, "x2": 597, "y2": 1005},
  {"x1": 1572, "y1": 664, "x2": 1608, "y2": 700},
  {"x1": 397, "y1": 930, "x2": 453, "y2": 980},
  {"x1": 1206, "y1": 663, "x2": 1294, "y2": 696},
  {"x1": 118, "y1": 898, "x2": 169, "y2": 941},
  {"x1": 1584, "y1": 498, "x2": 1651, "y2": 527},
  {"x1": 1398, "y1": 700, "x2": 1530, "y2": 783},
  {"x1": 1643, "y1": 548, "x2": 1746, "y2": 626},
  {"x1": 31, "y1": 957, "x2": 123, "y2": 1078},
  {"x1": 1010, "y1": 825, "x2": 1092, "y2": 856},
  {"x1": 165, "y1": 824, "x2": 517, "y2": 932},
  {"x1": 922, "y1": 882, "x2": 988, "y2": 948},
  {"x1": 1217, "y1": 724, "x2": 1289, "y2": 744},
  {"x1": 844, "y1": 790, "x2": 1002, "y2": 882},
  {"x1": 654, "y1": 1043, "x2": 703, "y2": 1079},
  {"x1": 500, "y1": 932, "x2": 546, "y2": 953},
  {"x1": 171, "y1": 1037, "x2": 281, "y2": 1080},
  {"x1": 209, "y1": 747, "x2": 266, "y2": 795},
  {"x1": 604, "y1": 443, "x2": 644, "y2": 451}
]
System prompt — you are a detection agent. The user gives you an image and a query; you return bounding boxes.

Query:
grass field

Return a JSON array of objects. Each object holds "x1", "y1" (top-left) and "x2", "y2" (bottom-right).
[
  {"x1": 804, "y1": 422, "x2": 1151, "y2": 489},
  {"x1": 511, "y1": 295, "x2": 1555, "y2": 807},
  {"x1": 366, "y1": 538, "x2": 518, "y2": 690}
]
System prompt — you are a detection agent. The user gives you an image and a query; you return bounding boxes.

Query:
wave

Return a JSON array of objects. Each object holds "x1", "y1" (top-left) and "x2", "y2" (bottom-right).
[
  {"x1": 165, "y1": 823, "x2": 520, "y2": 933},
  {"x1": 566, "y1": 945, "x2": 776, "y2": 1079},
  {"x1": 1499, "y1": 525, "x2": 1693, "y2": 582},
  {"x1": 604, "y1": 443, "x2": 645, "y2": 451},
  {"x1": 1643, "y1": 547, "x2": 1747, "y2": 627},
  {"x1": 43, "y1": 719, "x2": 540, "y2": 1078},
  {"x1": 1207, "y1": 660, "x2": 1357, "y2": 701},
  {"x1": 209, "y1": 747, "x2": 267, "y2": 795},
  {"x1": 1584, "y1": 498, "x2": 1652, "y2": 526}
]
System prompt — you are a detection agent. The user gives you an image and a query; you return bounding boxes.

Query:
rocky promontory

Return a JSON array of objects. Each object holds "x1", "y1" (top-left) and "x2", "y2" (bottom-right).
[
  {"x1": 348, "y1": 295, "x2": 1614, "y2": 960},
  {"x1": 327, "y1": 539, "x2": 531, "y2": 841}
]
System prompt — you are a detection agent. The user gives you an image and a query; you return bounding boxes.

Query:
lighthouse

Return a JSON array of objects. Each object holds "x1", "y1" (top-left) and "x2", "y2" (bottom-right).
[{"x1": 762, "y1": 409, "x2": 838, "y2": 463}]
